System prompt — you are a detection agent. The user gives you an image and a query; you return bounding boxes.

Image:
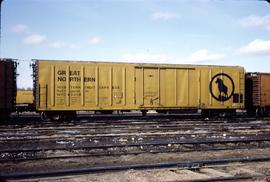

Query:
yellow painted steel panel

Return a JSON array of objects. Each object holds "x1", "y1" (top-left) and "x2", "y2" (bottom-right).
[
  {"x1": 16, "y1": 90, "x2": 34, "y2": 104},
  {"x1": 261, "y1": 74, "x2": 270, "y2": 106},
  {"x1": 35, "y1": 60, "x2": 245, "y2": 111},
  {"x1": 160, "y1": 68, "x2": 176, "y2": 106},
  {"x1": 135, "y1": 68, "x2": 143, "y2": 106},
  {"x1": 143, "y1": 68, "x2": 159, "y2": 106},
  {"x1": 177, "y1": 70, "x2": 189, "y2": 106},
  {"x1": 112, "y1": 67, "x2": 123, "y2": 105},
  {"x1": 84, "y1": 66, "x2": 96, "y2": 107}
]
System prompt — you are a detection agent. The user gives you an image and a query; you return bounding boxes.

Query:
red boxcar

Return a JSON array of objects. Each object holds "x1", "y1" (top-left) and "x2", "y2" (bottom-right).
[
  {"x1": 0, "y1": 59, "x2": 17, "y2": 120},
  {"x1": 246, "y1": 72, "x2": 270, "y2": 116}
]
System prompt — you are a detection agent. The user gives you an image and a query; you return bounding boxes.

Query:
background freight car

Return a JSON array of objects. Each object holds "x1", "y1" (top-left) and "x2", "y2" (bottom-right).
[
  {"x1": 33, "y1": 60, "x2": 245, "y2": 120},
  {"x1": 0, "y1": 59, "x2": 17, "y2": 120},
  {"x1": 245, "y1": 73, "x2": 270, "y2": 116},
  {"x1": 16, "y1": 90, "x2": 35, "y2": 113}
]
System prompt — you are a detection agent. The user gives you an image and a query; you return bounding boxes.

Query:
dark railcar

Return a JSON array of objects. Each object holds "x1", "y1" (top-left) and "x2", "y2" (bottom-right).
[
  {"x1": 246, "y1": 72, "x2": 270, "y2": 116},
  {"x1": 0, "y1": 59, "x2": 17, "y2": 120}
]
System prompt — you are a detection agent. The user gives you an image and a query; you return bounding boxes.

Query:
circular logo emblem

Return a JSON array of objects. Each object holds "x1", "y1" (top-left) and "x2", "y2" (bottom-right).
[{"x1": 209, "y1": 73, "x2": 234, "y2": 102}]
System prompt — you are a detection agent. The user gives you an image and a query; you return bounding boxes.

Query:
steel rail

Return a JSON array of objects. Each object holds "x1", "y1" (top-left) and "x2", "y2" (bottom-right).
[
  {"x1": 0, "y1": 116, "x2": 269, "y2": 136},
  {"x1": 1, "y1": 121, "x2": 269, "y2": 133},
  {"x1": 0, "y1": 120, "x2": 251, "y2": 131},
  {"x1": 1, "y1": 134, "x2": 270, "y2": 153},
  {"x1": 1, "y1": 127, "x2": 269, "y2": 143},
  {"x1": 1, "y1": 136, "x2": 270, "y2": 162},
  {"x1": 1, "y1": 127, "x2": 269, "y2": 142},
  {"x1": 2, "y1": 141, "x2": 270, "y2": 162},
  {"x1": 2, "y1": 156, "x2": 270, "y2": 179}
]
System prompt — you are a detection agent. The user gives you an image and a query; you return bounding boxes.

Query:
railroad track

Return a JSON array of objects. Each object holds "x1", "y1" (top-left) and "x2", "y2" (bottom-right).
[
  {"x1": 1, "y1": 136, "x2": 270, "y2": 162},
  {"x1": 1, "y1": 128, "x2": 270, "y2": 152},
  {"x1": 2, "y1": 155, "x2": 270, "y2": 180},
  {"x1": 1, "y1": 118, "x2": 270, "y2": 161},
  {"x1": 1, "y1": 116, "x2": 270, "y2": 181},
  {"x1": 1, "y1": 127, "x2": 270, "y2": 144},
  {"x1": 1, "y1": 117, "x2": 270, "y2": 139}
]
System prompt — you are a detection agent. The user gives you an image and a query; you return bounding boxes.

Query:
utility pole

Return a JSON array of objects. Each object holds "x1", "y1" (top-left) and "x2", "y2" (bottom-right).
[{"x1": 0, "y1": 0, "x2": 3, "y2": 58}]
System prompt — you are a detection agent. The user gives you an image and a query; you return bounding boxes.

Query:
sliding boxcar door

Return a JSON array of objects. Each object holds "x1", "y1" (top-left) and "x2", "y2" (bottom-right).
[{"x1": 135, "y1": 67, "x2": 159, "y2": 108}]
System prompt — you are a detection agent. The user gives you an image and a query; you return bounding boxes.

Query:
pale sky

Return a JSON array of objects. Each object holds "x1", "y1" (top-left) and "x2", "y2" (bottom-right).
[{"x1": 1, "y1": 0, "x2": 270, "y2": 88}]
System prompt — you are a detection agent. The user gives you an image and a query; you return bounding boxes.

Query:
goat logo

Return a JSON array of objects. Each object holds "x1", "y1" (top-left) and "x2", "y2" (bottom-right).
[
  {"x1": 209, "y1": 73, "x2": 234, "y2": 102},
  {"x1": 215, "y1": 78, "x2": 228, "y2": 98}
]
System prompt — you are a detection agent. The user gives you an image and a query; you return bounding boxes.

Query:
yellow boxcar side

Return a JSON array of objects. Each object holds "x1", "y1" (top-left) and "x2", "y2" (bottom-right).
[
  {"x1": 35, "y1": 60, "x2": 245, "y2": 111},
  {"x1": 16, "y1": 90, "x2": 34, "y2": 105}
]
